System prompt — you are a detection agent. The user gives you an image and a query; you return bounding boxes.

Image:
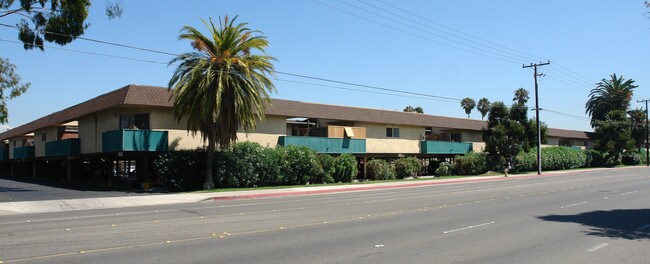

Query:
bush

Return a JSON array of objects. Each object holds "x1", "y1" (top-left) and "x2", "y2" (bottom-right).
[
  {"x1": 154, "y1": 150, "x2": 206, "y2": 192},
  {"x1": 366, "y1": 159, "x2": 395, "y2": 180},
  {"x1": 515, "y1": 146, "x2": 586, "y2": 172},
  {"x1": 333, "y1": 154, "x2": 358, "y2": 182},
  {"x1": 394, "y1": 157, "x2": 421, "y2": 179},
  {"x1": 435, "y1": 162, "x2": 453, "y2": 176},
  {"x1": 453, "y1": 152, "x2": 488, "y2": 175},
  {"x1": 275, "y1": 145, "x2": 322, "y2": 185},
  {"x1": 317, "y1": 154, "x2": 336, "y2": 183},
  {"x1": 257, "y1": 147, "x2": 284, "y2": 186},
  {"x1": 426, "y1": 159, "x2": 442, "y2": 175},
  {"x1": 213, "y1": 142, "x2": 264, "y2": 188},
  {"x1": 622, "y1": 150, "x2": 642, "y2": 165},
  {"x1": 585, "y1": 150, "x2": 606, "y2": 167}
]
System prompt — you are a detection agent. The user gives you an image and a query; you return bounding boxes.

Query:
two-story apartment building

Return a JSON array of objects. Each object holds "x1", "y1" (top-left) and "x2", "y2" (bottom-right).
[{"x1": 0, "y1": 85, "x2": 592, "y2": 188}]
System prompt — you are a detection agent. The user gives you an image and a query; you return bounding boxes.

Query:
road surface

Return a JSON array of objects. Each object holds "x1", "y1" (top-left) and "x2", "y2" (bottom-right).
[{"x1": 1, "y1": 168, "x2": 649, "y2": 263}]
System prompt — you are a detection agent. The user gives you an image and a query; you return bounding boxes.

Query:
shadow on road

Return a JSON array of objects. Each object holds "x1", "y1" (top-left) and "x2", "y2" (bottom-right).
[{"x1": 538, "y1": 209, "x2": 650, "y2": 240}]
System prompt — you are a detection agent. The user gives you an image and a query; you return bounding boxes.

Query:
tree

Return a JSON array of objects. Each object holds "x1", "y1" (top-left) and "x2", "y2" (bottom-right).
[
  {"x1": 0, "y1": 0, "x2": 122, "y2": 124},
  {"x1": 460, "y1": 97, "x2": 476, "y2": 119},
  {"x1": 627, "y1": 108, "x2": 646, "y2": 150},
  {"x1": 0, "y1": 58, "x2": 29, "y2": 124},
  {"x1": 593, "y1": 110, "x2": 635, "y2": 165},
  {"x1": 513, "y1": 88, "x2": 529, "y2": 106},
  {"x1": 403, "y1": 105, "x2": 424, "y2": 113},
  {"x1": 168, "y1": 16, "x2": 276, "y2": 189},
  {"x1": 1, "y1": 0, "x2": 122, "y2": 50},
  {"x1": 585, "y1": 73, "x2": 637, "y2": 127},
  {"x1": 477, "y1": 98, "x2": 490, "y2": 120}
]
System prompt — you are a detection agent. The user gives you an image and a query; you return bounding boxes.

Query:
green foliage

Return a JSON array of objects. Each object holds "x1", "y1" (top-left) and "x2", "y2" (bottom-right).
[
  {"x1": 477, "y1": 98, "x2": 491, "y2": 120},
  {"x1": 435, "y1": 162, "x2": 453, "y2": 176},
  {"x1": 593, "y1": 110, "x2": 635, "y2": 165},
  {"x1": 366, "y1": 159, "x2": 395, "y2": 180},
  {"x1": 317, "y1": 154, "x2": 336, "y2": 184},
  {"x1": 622, "y1": 150, "x2": 642, "y2": 165},
  {"x1": 515, "y1": 147, "x2": 586, "y2": 172},
  {"x1": 213, "y1": 142, "x2": 264, "y2": 188},
  {"x1": 154, "y1": 150, "x2": 206, "y2": 192},
  {"x1": 394, "y1": 157, "x2": 421, "y2": 179},
  {"x1": 586, "y1": 73, "x2": 637, "y2": 127},
  {"x1": 453, "y1": 152, "x2": 488, "y2": 175},
  {"x1": 585, "y1": 150, "x2": 608, "y2": 167},
  {"x1": 333, "y1": 154, "x2": 358, "y2": 183},
  {"x1": 277, "y1": 145, "x2": 322, "y2": 185},
  {"x1": 0, "y1": 58, "x2": 30, "y2": 124},
  {"x1": 628, "y1": 108, "x2": 646, "y2": 149},
  {"x1": 257, "y1": 147, "x2": 284, "y2": 186},
  {"x1": 460, "y1": 97, "x2": 476, "y2": 118}
]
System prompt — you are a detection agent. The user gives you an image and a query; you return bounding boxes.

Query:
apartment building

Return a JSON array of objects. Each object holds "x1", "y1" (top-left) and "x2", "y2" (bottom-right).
[{"x1": 0, "y1": 85, "x2": 592, "y2": 188}]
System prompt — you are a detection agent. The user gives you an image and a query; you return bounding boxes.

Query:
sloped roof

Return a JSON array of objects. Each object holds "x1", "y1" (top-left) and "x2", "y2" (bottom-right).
[{"x1": 0, "y1": 85, "x2": 591, "y2": 140}]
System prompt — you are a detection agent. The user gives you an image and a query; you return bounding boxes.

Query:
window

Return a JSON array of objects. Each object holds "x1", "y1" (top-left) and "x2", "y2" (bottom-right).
[
  {"x1": 41, "y1": 132, "x2": 46, "y2": 142},
  {"x1": 386, "y1": 127, "x2": 400, "y2": 138},
  {"x1": 120, "y1": 113, "x2": 150, "y2": 129},
  {"x1": 451, "y1": 132, "x2": 462, "y2": 142}
]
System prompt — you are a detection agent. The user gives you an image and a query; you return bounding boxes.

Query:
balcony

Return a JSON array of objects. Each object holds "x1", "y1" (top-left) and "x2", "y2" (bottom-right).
[
  {"x1": 102, "y1": 130, "x2": 169, "y2": 152},
  {"x1": 278, "y1": 136, "x2": 366, "y2": 154},
  {"x1": 13, "y1": 146, "x2": 35, "y2": 159},
  {"x1": 45, "y1": 138, "x2": 80, "y2": 157},
  {"x1": 420, "y1": 141, "x2": 473, "y2": 155}
]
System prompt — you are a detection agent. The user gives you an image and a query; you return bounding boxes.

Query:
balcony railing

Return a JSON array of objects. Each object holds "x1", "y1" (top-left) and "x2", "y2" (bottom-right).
[
  {"x1": 45, "y1": 138, "x2": 80, "y2": 157},
  {"x1": 102, "y1": 130, "x2": 168, "y2": 152},
  {"x1": 420, "y1": 140, "x2": 472, "y2": 155},
  {"x1": 13, "y1": 146, "x2": 35, "y2": 159},
  {"x1": 278, "y1": 136, "x2": 366, "y2": 154}
]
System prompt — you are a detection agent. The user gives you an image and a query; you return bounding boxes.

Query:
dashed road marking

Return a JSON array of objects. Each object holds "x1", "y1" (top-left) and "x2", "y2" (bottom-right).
[
  {"x1": 621, "y1": 191, "x2": 638, "y2": 196},
  {"x1": 560, "y1": 202, "x2": 586, "y2": 209},
  {"x1": 587, "y1": 243, "x2": 609, "y2": 252},
  {"x1": 443, "y1": 221, "x2": 495, "y2": 234}
]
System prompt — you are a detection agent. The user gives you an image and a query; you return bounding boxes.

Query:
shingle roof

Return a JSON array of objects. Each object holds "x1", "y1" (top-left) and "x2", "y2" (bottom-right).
[{"x1": 0, "y1": 85, "x2": 591, "y2": 140}]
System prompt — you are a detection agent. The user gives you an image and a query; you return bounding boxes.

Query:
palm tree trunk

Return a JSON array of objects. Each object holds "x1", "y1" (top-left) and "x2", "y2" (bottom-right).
[{"x1": 204, "y1": 138, "x2": 216, "y2": 190}]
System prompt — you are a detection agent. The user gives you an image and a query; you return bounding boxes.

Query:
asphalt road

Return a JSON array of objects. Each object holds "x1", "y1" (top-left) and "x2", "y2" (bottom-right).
[
  {"x1": 0, "y1": 176, "x2": 159, "y2": 202},
  {"x1": 1, "y1": 168, "x2": 649, "y2": 263}
]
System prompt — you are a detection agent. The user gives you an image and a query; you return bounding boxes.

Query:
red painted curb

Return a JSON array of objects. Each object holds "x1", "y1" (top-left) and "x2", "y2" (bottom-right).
[{"x1": 211, "y1": 166, "x2": 646, "y2": 201}]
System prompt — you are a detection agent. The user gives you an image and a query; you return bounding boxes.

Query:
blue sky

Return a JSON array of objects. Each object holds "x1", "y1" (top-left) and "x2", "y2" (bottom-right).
[{"x1": 1, "y1": 1, "x2": 649, "y2": 132}]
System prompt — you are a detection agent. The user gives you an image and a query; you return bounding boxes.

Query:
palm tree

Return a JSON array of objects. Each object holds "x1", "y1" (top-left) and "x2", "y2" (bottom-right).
[
  {"x1": 513, "y1": 88, "x2": 529, "y2": 106},
  {"x1": 414, "y1": 106, "x2": 424, "y2": 114},
  {"x1": 477, "y1": 98, "x2": 490, "y2": 120},
  {"x1": 460, "y1": 97, "x2": 476, "y2": 119},
  {"x1": 585, "y1": 73, "x2": 637, "y2": 127},
  {"x1": 403, "y1": 105, "x2": 415, "y2": 112},
  {"x1": 168, "y1": 16, "x2": 276, "y2": 189}
]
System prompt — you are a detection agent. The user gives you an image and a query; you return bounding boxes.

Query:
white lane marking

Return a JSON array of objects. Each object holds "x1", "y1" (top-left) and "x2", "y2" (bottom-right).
[
  {"x1": 621, "y1": 191, "x2": 638, "y2": 196},
  {"x1": 636, "y1": 224, "x2": 650, "y2": 231},
  {"x1": 374, "y1": 244, "x2": 384, "y2": 248},
  {"x1": 587, "y1": 243, "x2": 609, "y2": 252},
  {"x1": 560, "y1": 202, "x2": 586, "y2": 209},
  {"x1": 443, "y1": 221, "x2": 495, "y2": 234}
]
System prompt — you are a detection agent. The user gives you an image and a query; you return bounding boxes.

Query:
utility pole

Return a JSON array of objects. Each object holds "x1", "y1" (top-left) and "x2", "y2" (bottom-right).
[
  {"x1": 638, "y1": 99, "x2": 650, "y2": 166},
  {"x1": 523, "y1": 61, "x2": 550, "y2": 175}
]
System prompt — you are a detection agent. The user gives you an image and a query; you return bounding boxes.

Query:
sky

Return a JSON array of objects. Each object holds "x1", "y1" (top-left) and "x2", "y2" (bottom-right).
[{"x1": 1, "y1": 0, "x2": 649, "y2": 132}]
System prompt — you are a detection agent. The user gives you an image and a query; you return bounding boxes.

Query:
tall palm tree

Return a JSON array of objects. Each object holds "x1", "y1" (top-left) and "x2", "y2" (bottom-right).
[
  {"x1": 513, "y1": 88, "x2": 529, "y2": 106},
  {"x1": 168, "y1": 16, "x2": 276, "y2": 189},
  {"x1": 403, "y1": 105, "x2": 415, "y2": 112},
  {"x1": 477, "y1": 98, "x2": 490, "y2": 120},
  {"x1": 460, "y1": 97, "x2": 476, "y2": 119},
  {"x1": 585, "y1": 73, "x2": 637, "y2": 127}
]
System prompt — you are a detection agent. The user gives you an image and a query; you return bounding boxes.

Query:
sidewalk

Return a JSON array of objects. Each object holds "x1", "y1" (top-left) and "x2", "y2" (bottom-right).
[{"x1": 0, "y1": 166, "x2": 644, "y2": 216}]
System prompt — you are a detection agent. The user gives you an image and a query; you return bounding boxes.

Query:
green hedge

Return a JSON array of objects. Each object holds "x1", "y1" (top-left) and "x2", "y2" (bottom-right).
[
  {"x1": 394, "y1": 157, "x2": 421, "y2": 179},
  {"x1": 622, "y1": 150, "x2": 642, "y2": 165},
  {"x1": 333, "y1": 154, "x2": 358, "y2": 183},
  {"x1": 154, "y1": 150, "x2": 206, "y2": 192},
  {"x1": 366, "y1": 159, "x2": 395, "y2": 180},
  {"x1": 453, "y1": 152, "x2": 488, "y2": 175},
  {"x1": 515, "y1": 146, "x2": 586, "y2": 172},
  {"x1": 435, "y1": 162, "x2": 453, "y2": 176}
]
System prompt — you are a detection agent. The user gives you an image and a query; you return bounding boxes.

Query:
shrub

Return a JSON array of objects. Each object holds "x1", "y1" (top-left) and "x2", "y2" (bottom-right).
[
  {"x1": 366, "y1": 159, "x2": 395, "y2": 180},
  {"x1": 394, "y1": 157, "x2": 421, "y2": 179},
  {"x1": 333, "y1": 154, "x2": 358, "y2": 182},
  {"x1": 317, "y1": 154, "x2": 336, "y2": 183},
  {"x1": 435, "y1": 162, "x2": 453, "y2": 176},
  {"x1": 585, "y1": 150, "x2": 606, "y2": 167},
  {"x1": 622, "y1": 150, "x2": 642, "y2": 165},
  {"x1": 257, "y1": 147, "x2": 284, "y2": 186},
  {"x1": 213, "y1": 142, "x2": 264, "y2": 188},
  {"x1": 515, "y1": 146, "x2": 587, "y2": 172},
  {"x1": 426, "y1": 159, "x2": 442, "y2": 175},
  {"x1": 453, "y1": 152, "x2": 488, "y2": 175},
  {"x1": 154, "y1": 150, "x2": 206, "y2": 192},
  {"x1": 276, "y1": 145, "x2": 321, "y2": 185}
]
